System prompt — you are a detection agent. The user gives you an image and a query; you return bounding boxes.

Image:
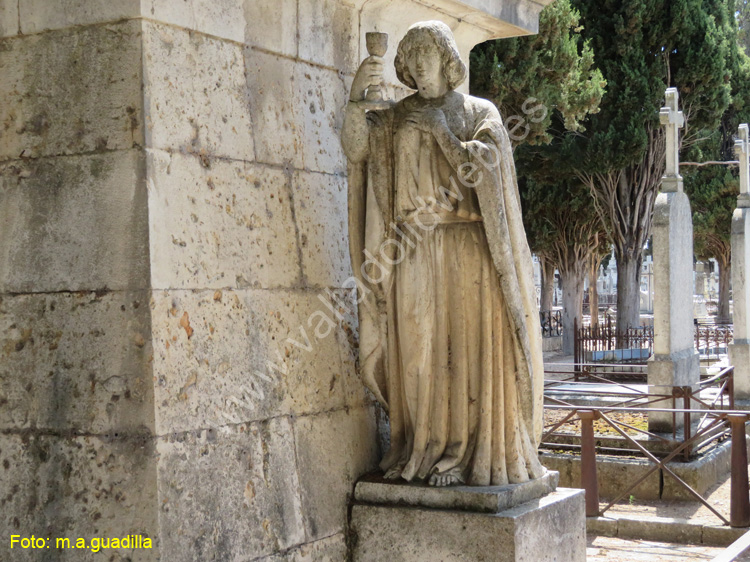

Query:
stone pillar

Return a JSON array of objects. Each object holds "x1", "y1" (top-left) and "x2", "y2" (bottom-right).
[
  {"x1": 647, "y1": 88, "x2": 700, "y2": 433},
  {"x1": 696, "y1": 262, "x2": 707, "y2": 297},
  {"x1": 0, "y1": 10, "x2": 160, "y2": 557},
  {"x1": 730, "y1": 124, "x2": 750, "y2": 399}
]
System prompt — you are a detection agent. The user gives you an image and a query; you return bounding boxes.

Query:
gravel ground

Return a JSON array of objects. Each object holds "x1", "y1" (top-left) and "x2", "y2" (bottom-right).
[{"x1": 603, "y1": 469, "x2": 733, "y2": 525}]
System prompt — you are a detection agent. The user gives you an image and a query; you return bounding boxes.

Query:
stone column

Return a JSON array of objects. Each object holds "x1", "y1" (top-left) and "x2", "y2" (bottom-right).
[
  {"x1": 647, "y1": 88, "x2": 700, "y2": 433},
  {"x1": 0, "y1": 9, "x2": 159, "y2": 553},
  {"x1": 730, "y1": 124, "x2": 750, "y2": 400}
]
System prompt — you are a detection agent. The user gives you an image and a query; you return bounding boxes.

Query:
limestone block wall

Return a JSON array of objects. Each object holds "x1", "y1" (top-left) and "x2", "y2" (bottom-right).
[
  {"x1": 0, "y1": 0, "x2": 549, "y2": 560},
  {"x1": 0, "y1": 13, "x2": 158, "y2": 562},
  {"x1": 141, "y1": 4, "x2": 378, "y2": 558}
]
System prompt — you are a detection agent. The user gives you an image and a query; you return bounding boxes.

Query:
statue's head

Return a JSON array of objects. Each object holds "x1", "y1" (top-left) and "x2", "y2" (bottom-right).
[{"x1": 394, "y1": 21, "x2": 466, "y2": 95}]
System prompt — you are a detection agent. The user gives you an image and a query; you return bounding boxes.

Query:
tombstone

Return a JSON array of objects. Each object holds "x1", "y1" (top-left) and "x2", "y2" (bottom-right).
[
  {"x1": 640, "y1": 258, "x2": 654, "y2": 314},
  {"x1": 694, "y1": 262, "x2": 709, "y2": 317},
  {"x1": 647, "y1": 88, "x2": 700, "y2": 433},
  {"x1": 730, "y1": 124, "x2": 750, "y2": 400}
]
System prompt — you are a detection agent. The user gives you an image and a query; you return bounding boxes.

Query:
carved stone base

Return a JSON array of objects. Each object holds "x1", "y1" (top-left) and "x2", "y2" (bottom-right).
[
  {"x1": 649, "y1": 188, "x2": 701, "y2": 434},
  {"x1": 647, "y1": 349, "x2": 700, "y2": 432},
  {"x1": 350, "y1": 472, "x2": 586, "y2": 562},
  {"x1": 731, "y1": 203, "x2": 750, "y2": 399},
  {"x1": 730, "y1": 341, "x2": 750, "y2": 400}
]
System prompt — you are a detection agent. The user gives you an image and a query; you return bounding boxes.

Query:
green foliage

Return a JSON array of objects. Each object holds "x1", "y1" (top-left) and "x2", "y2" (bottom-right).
[
  {"x1": 551, "y1": 0, "x2": 742, "y2": 327},
  {"x1": 471, "y1": 0, "x2": 608, "y2": 260},
  {"x1": 519, "y1": 173, "x2": 603, "y2": 263},
  {"x1": 470, "y1": 0, "x2": 609, "y2": 275},
  {"x1": 685, "y1": 165, "x2": 737, "y2": 262},
  {"x1": 472, "y1": 0, "x2": 749, "y2": 325},
  {"x1": 684, "y1": 6, "x2": 750, "y2": 265},
  {"x1": 684, "y1": 105, "x2": 749, "y2": 266},
  {"x1": 519, "y1": 170, "x2": 605, "y2": 349},
  {"x1": 568, "y1": 0, "x2": 736, "y2": 173},
  {"x1": 739, "y1": 0, "x2": 750, "y2": 55},
  {"x1": 470, "y1": 0, "x2": 606, "y2": 146}
]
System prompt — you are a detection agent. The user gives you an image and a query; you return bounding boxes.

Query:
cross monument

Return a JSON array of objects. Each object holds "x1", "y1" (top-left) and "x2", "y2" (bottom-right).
[
  {"x1": 648, "y1": 87, "x2": 700, "y2": 432},
  {"x1": 660, "y1": 87, "x2": 685, "y2": 191},
  {"x1": 730, "y1": 123, "x2": 750, "y2": 400}
]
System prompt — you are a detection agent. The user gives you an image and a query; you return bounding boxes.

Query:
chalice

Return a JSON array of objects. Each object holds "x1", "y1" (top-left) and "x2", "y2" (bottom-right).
[{"x1": 360, "y1": 31, "x2": 392, "y2": 110}]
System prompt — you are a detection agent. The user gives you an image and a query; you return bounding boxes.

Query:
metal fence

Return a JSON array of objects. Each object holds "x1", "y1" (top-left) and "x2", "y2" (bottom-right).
[
  {"x1": 696, "y1": 324, "x2": 733, "y2": 359},
  {"x1": 574, "y1": 317, "x2": 734, "y2": 365},
  {"x1": 543, "y1": 366, "x2": 749, "y2": 527},
  {"x1": 540, "y1": 309, "x2": 562, "y2": 338},
  {"x1": 573, "y1": 317, "x2": 654, "y2": 367}
]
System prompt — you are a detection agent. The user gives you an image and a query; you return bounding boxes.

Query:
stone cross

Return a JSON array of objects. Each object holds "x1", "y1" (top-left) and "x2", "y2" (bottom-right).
[
  {"x1": 736, "y1": 123, "x2": 749, "y2": 207},
  {"x1": 660, "y1": 87, "x2": 684, "y2": 192},
  {"x1": 649, "y1": 86, "x2": 698, "y2": 433}
]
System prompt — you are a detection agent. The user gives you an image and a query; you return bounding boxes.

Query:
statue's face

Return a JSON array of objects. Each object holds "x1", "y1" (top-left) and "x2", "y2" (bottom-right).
[{"x1": 405, "y1": 41, "x2": 444, "y2": 98}]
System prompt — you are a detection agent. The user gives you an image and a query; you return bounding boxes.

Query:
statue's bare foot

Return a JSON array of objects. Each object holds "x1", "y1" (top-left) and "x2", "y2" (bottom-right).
[
  {"x1": 428, "y1": 469, "x2": 463, "y2": 487},
  {"x1": 383, "y1": 464, "x2": 404, "y2": 480}
]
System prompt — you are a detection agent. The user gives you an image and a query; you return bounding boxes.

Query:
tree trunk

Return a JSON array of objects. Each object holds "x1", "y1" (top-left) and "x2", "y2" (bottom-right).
[
  {"x1": 717, "y1": 259, "x2": 731, "y2": 323},
  {"x1": 540, "y1": 256, "x2": 556, "y2": 312},
  {"x1": 581, "y1": 135, "x2": 661, "y2": 337},
  {"x1": 615, "y1": 250, "x2": 642, "y2": 331},
  {"x1": 589, "y1": 256, "x2": 600, "y2": 328},
  {"x1": 561, "y1": 266, "x2": 586, "y2": 355}
]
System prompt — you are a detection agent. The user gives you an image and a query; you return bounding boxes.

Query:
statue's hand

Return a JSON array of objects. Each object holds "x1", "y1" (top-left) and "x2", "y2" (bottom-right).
[
  {"x1": 405, "y1": 107, "x2": 447, "y2": 133},
  {"x1": 350, "y1": 56, "x2": 385, "y2": 102}
]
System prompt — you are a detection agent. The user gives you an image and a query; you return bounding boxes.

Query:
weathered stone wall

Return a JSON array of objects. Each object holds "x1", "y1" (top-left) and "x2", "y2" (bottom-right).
[
  {"x1": 0, "y1": 1, "x2": 549, "y2": 559},
  {"x1": 141, "y1": 4, "x2": 379, "y2": 558},
  {"x1": 0, "y1": 12, "x2": 157, "y2": 562}
]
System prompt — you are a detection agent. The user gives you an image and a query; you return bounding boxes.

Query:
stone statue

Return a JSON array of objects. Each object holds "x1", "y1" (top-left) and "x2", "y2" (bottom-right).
[{"x1": 341, "y1": 21, "x2": 545, "y2": 487}]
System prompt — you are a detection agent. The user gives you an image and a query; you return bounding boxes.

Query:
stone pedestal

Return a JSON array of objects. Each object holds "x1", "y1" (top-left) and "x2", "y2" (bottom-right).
[
  {"x1": 730, "y1": 205, "x2": 750, "y2": 399},
  {"x1": 350, "y1": 472, "x2": 586, "y2": 562},
  {"x1": 648, "y1": 189, "x2": 700, "y2": 432}
]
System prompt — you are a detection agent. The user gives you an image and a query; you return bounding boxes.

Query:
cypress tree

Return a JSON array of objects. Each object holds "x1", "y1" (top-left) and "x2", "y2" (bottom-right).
[
  {"x1": 684, "y1": 17, "x2": 750, "y2": 321},
  {"x1": 565, "y1": 0, "x2": 736, "y2": 330},
  {"x1": 471, "y1": 0, "x2": 607, "y2": 346}
]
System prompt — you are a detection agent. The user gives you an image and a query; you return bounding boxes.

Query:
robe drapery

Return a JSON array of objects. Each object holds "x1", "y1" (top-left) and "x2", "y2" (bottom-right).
[{"x1": 347, "y1": 91, "x2": 545, "y2": 486}]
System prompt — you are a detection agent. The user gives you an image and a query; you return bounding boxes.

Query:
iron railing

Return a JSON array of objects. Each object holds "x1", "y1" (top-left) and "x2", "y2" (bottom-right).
[
  {"x1": 540, "y1": 309, "x2": 562, "y2": 338},
  {"x1": 573, "y1": 317, "x2": 653, "y2": 367},
  {"x1": 696, "y1": 324, "x2": 734, "y2": 359},
  {"x1": 574, "y1": 317, "x2": 735, "y2": 365},
  {"x1": 542, "y1": 366, "x2": 748, "y2": 527}
]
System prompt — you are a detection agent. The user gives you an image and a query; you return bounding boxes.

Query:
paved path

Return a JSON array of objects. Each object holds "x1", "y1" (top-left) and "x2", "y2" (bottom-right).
[{"x1": 587, "y1": 536, "x2": 724, "y2": 561}]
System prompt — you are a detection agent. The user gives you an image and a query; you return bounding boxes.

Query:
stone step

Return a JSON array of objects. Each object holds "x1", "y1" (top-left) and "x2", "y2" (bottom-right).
[{"x1": 587, "y1": 514, "x2": 747, "y2": 547}]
